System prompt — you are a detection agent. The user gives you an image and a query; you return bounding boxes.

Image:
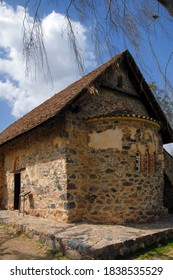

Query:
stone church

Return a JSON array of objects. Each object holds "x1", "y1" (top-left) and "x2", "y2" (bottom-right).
[{"x1": 0, "y1": 50, "x2": 173, "y2": 224}]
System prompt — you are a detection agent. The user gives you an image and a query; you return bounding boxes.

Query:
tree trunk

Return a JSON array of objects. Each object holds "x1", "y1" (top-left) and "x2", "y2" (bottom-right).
[{"x1": 157, "y1": 0, "x2": 173, "y2": 16}]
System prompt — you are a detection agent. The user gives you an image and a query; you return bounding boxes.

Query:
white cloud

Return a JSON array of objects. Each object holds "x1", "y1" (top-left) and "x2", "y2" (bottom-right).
[{"x1": 0, "y1": 3, "x2": 96, "y2": 118}]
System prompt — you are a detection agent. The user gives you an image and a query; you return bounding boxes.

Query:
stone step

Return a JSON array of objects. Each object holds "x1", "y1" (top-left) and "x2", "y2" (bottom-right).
[{"x1": 1, "y1": 210, "x2": 173, "y2": 259}]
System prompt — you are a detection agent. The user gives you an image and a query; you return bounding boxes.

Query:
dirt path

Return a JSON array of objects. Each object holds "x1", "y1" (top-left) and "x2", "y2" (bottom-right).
[{"x1": 0, "y1": 223, "x2": 66, "y2": 260}]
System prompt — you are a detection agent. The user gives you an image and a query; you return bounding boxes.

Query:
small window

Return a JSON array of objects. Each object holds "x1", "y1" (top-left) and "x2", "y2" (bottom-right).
[
  {"x1": 145, "y1": 151, "x2": 149, "y2": 172},
  {"x1": 135, "y1": 151, "x2": 156, "y2": 174},
  {"x1": 135, "y1": 152, "x2": 141, "y2": 172}
]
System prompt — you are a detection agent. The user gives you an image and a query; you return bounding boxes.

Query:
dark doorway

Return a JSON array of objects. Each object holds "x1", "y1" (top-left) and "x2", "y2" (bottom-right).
[{"x1": 14, "y1": 173, "x2": 21, "y2": 210}]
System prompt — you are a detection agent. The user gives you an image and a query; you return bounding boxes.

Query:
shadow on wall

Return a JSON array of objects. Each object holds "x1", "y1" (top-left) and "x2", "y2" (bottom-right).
[
  {"x1": 0, "y1": 185, "x2": 8, "y2": 210},
  {"x1": 164, "y1": 173, "x2": 173, "y2": 213},
  {"x1": 29, "y1": 193, "x2": 34, "y2": 209}
]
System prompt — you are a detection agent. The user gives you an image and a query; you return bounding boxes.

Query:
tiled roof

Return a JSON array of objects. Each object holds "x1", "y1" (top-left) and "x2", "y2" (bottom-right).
[
  {"x1": 0, "y1": 52, "x2": 124, "y2": 146},
  {"x1": 0, "y1": 50, "x2": 172, "y2": 145}
]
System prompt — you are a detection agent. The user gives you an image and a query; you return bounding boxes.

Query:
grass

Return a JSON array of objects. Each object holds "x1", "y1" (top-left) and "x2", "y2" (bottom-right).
[
  {"x1": 136, "y1": 241, "x2": 173, "y2": 260},
  {"x1": 119, "y1": 240, "x2": 173, "y2": 260}
]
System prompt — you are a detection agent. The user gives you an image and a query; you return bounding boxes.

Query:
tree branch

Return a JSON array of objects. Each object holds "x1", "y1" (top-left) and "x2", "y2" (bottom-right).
[{"x1": 157, "y1": 0, "x2": 173, "y2": 16}]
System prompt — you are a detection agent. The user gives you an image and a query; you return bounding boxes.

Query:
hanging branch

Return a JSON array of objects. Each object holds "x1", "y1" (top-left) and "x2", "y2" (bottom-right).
[{"x1": 157, "y1": 0, "x2": 173, "y2": 16}]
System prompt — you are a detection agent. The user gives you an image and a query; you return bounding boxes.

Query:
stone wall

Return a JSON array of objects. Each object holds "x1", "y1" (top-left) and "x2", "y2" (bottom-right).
[
  {"x1": 62, "y1": 85, "x2": 150, "y2": 223},
  {"x1": 83, "y1": 117, "x2": 167, "y2": 224},
  {"x1": 65, "y1": 114, "x2": 88, "y2": 222},
  {"x1": 64, "y1": 86, "x2": 167, "y2": 223},
  {"x1": 1, "y1": 115, "x2": 69, "y2": 221},
  {"x1": 76, "y1": 87, "x2": 150, "y2": 119},
  {"x1": 102, "y1": 66, "x2": 138, "y2": 97}
]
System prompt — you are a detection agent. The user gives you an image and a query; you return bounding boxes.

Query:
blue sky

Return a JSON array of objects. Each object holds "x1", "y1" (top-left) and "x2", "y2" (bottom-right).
[{"x1": 0, "y1": 0, "x2": 173, "y2": 141}]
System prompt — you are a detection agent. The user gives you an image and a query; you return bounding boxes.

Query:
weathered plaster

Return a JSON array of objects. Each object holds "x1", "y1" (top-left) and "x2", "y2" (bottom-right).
[{"x1": 88, "y1": 128, "x2": 123, "y2": 150}]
